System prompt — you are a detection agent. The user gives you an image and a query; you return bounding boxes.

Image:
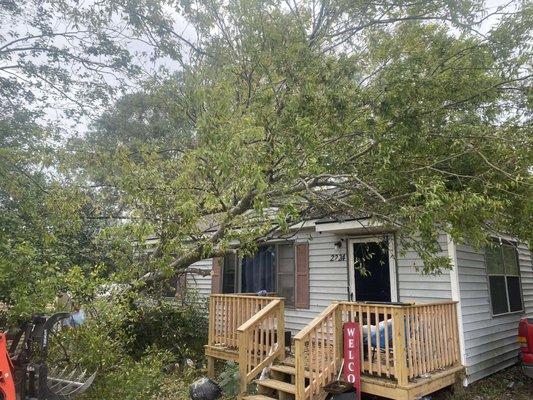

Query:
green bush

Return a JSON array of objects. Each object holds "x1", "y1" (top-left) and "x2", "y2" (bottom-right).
[
  {"x1": 81, "y1": 354, "x2": 170, "y2": 400},
  {"x1": 218, "y1": 361, "x2": 241, "y2": 398},
  {"x1": 125, "y1": 293, "x2": 208, "y2": 363},
  {"x1": 47, "y1": 290, "x2": 208, "y2": 400}
]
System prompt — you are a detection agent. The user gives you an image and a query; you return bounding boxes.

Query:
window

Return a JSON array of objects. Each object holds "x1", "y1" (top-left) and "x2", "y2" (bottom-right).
[
  {"x1": 277, "y1": 244, "x2": 295, "y2": 308},
  {"x1": 241, "y1": 245, "x2": 277, "y2": 294},
  {"x1": 220, "y1": 243, "x2": 296, "y2": 307},
  {"x1": 486, "y1": 242, "x2": 523, "y2": 316},
  {"x1": 222, "y1": 252, "x2": 238, "y2": 294}
]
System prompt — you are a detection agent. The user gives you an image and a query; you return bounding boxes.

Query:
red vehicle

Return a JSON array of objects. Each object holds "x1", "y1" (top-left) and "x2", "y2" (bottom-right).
[{"x1": 518, "y1": 318, "x2": 533, "y2": 378}]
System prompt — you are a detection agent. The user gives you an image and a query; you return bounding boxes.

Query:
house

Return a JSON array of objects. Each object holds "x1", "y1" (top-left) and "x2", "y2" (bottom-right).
[{"x1": 184, "y1": 217, "x2": 532, "y2": 399}]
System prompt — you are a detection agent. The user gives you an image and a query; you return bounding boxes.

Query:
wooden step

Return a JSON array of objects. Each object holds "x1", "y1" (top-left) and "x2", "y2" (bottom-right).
[
  {"x1": 271, "y1": 364, "x2": 310, "y2": 378},
  {"x1": 256, "y1": 379, "x2": 296, "y2": 394},
  {"x1": 242, "y1": 396, "x2": 278, "y2": 400},
  {"x1": 280, "y1": 357, "x2": 295, "y2": 366}
]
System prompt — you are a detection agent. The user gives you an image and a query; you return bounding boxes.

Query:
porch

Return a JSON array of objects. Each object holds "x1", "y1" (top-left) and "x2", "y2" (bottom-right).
[{"x1": 205, "y1": 294, "x2": 464, "y2": 400}]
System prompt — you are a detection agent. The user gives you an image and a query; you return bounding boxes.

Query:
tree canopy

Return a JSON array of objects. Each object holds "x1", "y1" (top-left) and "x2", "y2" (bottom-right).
[
  {"x1": 0, "y1": 0, "x2": 193, "y2": 317},
  {"x1": 1, "y1": 0, "x2": 532, "y2": 315},
  {"x1": 74, "y1": 0, "x2": 532, "y2": 281}
]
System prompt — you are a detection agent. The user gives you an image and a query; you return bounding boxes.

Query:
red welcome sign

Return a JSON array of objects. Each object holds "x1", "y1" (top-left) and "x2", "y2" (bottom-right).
[{"x1": 343, "y1": 322, "x2": 361, "y2": 400}]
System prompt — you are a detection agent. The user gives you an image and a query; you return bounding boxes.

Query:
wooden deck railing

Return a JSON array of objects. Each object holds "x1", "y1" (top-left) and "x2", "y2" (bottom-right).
[
  {"x1": 208, "y1": 294, "x2": 279, "y2": 348},
  {"x1": 402, "y1": 302, "x2": 461, "y2": 380},
  {"x1": 338, "y1": 302, "x2": 398, "y2": 380},
  {"x1": 293, "y1": 303, "x2": 343, "y2": 399},
  {"x1": 237, "y1": 299, "x2": 285, "y2": 394},
  {"x1": 294, "y1": 301, "x2": 461, "y2": 398}
]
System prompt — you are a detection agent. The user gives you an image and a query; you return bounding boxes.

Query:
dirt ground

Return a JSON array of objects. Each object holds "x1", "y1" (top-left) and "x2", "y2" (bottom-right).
[
  {"x1": 433, "y1": 365, "x2": 533, "y2": 400},
  {"x1": 361, "y1": 365, "x2": 533, "y2": 400}
]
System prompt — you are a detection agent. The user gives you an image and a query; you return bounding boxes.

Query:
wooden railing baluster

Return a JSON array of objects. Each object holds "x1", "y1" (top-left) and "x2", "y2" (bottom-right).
[
  {"x1": 235, "y1": 298, "x2": 285, "y2": 396},
  {"x1": 375, "y1": 306, "x2": 381, "y2": 376},
  {"x1": 385, "y1": 306, "x2": 390, "y2": 378}
]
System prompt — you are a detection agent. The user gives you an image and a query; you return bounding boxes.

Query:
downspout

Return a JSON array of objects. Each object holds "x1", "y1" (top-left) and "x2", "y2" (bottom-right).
[{"x1": 447, "y1": 234, "x2": 468, "y2": 386}]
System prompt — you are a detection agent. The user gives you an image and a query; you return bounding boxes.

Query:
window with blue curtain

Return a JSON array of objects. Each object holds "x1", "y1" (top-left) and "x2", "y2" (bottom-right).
[
  {"x1": 220, "y1": 243, "x2": 295, "y2": 307},
  {"x1": 241, "y1": 245, "x2": 276, "y2": 293}
]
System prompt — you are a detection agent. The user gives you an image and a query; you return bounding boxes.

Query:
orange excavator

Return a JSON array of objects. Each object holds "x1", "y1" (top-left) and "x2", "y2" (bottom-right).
[{"x1": 0, "y1": 314, "x2": 95, "y2": 400}]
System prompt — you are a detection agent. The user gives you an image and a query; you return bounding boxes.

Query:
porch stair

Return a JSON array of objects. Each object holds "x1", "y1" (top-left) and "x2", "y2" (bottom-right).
[
  {"x1": 257, "y1": 378, "x2": 296, "y2": 394},
  {"x1": 242, "y1": 358, "x2": 321, "y2": 400},
  {"x1": 270, "y1": 363, "x2": 311, "y2": 378}
]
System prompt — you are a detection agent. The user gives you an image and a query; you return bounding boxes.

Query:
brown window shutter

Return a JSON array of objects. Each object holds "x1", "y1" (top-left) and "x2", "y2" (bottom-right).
[
  {"x1": 295, "y1": 242, "x2": 310, "y2": 309},
  {"x1": 211, "y1": 257, "x2": 222, "y2": 294}
]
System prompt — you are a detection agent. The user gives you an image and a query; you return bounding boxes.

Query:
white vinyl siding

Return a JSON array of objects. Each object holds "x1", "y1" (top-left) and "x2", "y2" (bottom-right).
[
  {"x1": 518, "y1": 245, "x2": 533, "y2": 316},
  {"x1": 183, "y1": 227, "x2": 533, "y2": 386},
  {"x1": 284, "y1": 231, "x2": 349, "y2": 332},
  {"x1": 184, "y1": 231, "x2": 458, "y2": 332},
  {"x1": 186, "y1": 258, "x2": 213, "y2": 297},
  {"x1": 456, "y1": 242, "x2": 533, "y2": 383},
  {"x1": 396, "y1": 233, "x2": 453, "y2": 302}
]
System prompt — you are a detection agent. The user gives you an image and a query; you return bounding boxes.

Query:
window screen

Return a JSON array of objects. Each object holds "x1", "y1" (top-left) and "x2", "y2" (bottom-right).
[
  {"x1": 486, "y1": 246, "x2": 503, "y2": 274},
  {"x1": 277, "y1": 244, "x2": 295, "y2": 307},
  {"x1": 486, "y1": 243, "x2": 523, "y2": 316}
]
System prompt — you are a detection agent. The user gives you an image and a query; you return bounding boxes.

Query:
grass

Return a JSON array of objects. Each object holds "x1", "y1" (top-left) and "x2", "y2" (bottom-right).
[
  {"x1": 360, "y1": 365, "x2": 532, "y2": 400},
  {"x1": 433, "y1": 365, "x2": 533, "y2": 400}
]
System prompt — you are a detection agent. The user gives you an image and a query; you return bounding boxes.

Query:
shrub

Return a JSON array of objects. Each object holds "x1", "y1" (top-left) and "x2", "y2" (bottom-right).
[
  {"x1": 125, "y1": 292, "x2": 208, "y2": 363},
  {"x1": 47, "y1": 290, "x2": 208, "y2": 400},
  {"x1": 218, "y1": 361, "x2": 241, "y2": 398}
]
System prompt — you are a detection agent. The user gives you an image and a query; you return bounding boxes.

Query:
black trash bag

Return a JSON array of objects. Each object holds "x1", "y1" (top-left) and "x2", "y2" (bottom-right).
[{"x1": 189, "y1": 377, "x2": 222, "y2": 400}]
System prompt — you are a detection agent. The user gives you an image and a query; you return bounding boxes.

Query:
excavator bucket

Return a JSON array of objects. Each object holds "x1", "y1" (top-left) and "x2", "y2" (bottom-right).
[
  {"x1": 41, "y1": 313, "x2": 97, "y2": 399},
  {"x1": 7, "y1": 313, "x2": 97, "y2": 400},
  {"x1": 47, "y1": 367, "x2": 97, "y2": 399}
]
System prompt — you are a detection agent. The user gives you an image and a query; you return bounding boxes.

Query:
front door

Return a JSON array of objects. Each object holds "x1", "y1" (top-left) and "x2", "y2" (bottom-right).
[{"x1": 348, "y1": 236, "x2": 397, "y2": 302}]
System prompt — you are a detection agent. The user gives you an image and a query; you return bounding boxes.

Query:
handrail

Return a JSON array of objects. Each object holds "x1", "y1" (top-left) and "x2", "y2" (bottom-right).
[
  {"x1": 335, "y1": 300, "x2": 458, "y2": 308},
  {"x1": 208, "y1": 294, "x2": 278, "y2": 347},
  {"x1": 336, "y1": 301, "x2": 461, "y2": 385},
  {"x1": 294, "y1": 302, "x2": 341, "y2": 399},
  {"x1": 210, "y1": 294, "x2": 280, "y2": 300},
  {"x1": 237, "y1": 299, "x2": 281, "y2": 331},
  {"x1": 294, "y1": 302, "x2": 339, "y2": 340},
  {"x1": 238, "y1": 298, "x2": 285, "y2": 395}
]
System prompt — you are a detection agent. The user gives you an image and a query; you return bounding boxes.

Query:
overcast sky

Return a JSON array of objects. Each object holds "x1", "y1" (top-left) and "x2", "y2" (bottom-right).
[{"x1": 1, "y1": 0, "x2": 519, "y2": 137}]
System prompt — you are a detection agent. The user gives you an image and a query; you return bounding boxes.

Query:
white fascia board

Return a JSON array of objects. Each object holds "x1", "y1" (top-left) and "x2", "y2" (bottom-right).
[{"x1": 314, "y1": 218, "x2": 398, "y2": 234}]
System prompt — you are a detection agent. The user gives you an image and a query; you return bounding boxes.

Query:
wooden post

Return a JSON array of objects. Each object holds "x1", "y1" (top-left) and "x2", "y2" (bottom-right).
[
  {"x1": 207, "y1": 356, "x2": 215, "y2": 379},
  {"x1": 393, "y1": 308, "x2": 408, "y2": 387},
  {"x1": 278, "y1": 300, "x2": 286, "y2": 360},
  {"x1": 334, "y1": 302, "x2": 343, "y2": 366},
  {"x1": 238, "y1": 330, "x2": 248, "y2": 396},
  {"x1": 295, "y1": 338, "x2": 306, "y2": 400},
  {"x1": 452, "y1": 303, "x2": 461, "y2": 365},
  {"x1": 208, "y1": 296, "x2": 215, "y2": 345},
  {"x1": 207, "y1": 296, "x2": 216, "y2": 379}
]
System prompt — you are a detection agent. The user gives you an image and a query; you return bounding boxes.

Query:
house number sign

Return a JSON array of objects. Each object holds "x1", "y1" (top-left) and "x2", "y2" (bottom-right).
[
  {"x1": 329, "y1": 253, "x2": 346, "y2": 262},
  {"x1": 343, "y1": 322, "x2": 361, "y2": 400}
]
